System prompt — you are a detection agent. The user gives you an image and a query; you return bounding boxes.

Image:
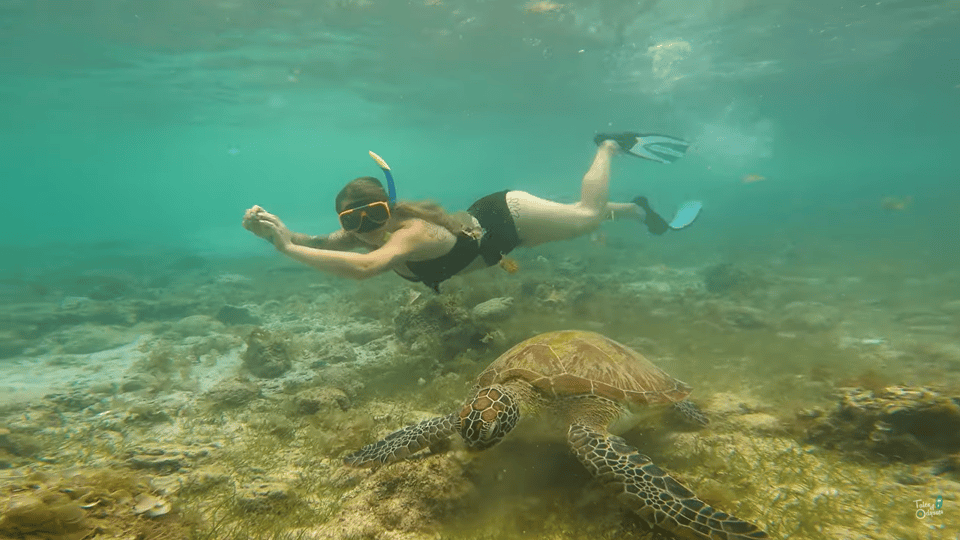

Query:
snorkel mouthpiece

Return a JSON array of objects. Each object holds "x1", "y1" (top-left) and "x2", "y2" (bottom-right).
[{"x1": 368, "y1": 151, "x2": 396, "y2": 206}]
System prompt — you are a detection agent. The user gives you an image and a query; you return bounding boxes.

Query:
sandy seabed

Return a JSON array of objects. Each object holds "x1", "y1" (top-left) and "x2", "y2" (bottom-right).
[{"x1": 1, "y1": 239, "x2": 958, "y2": 540}]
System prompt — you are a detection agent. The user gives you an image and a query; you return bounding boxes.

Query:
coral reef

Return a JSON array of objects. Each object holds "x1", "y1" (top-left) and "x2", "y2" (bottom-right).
[
  {"x1": 701, "y1": 263, "x2": 763, "y2": 295},
  {"x1": 202, "y1": 378, "x2": 262, "y2": 409},
  {"x1": 242, "y1": 328, "x2": 293, "y2": 379},
  {"x1": 293, "y1": 386, "x2": 351, "y2": 415},
  {"x1": 2, "y1": 245, "x2": 960, "y2": 540},
  {"x1": 470, "y1": 296, "x2": 515, "y2": 324},
  {"x1": 805, "y1": 386, "x2": 960, "y2": 462},
  {"x1": 316, "y1": 455, "x2": 475, "y2": 539},
  {"x1": 0, "y1": 468, "x2": 182, "y2": 540},
  {"x1": 0, "y1": 491, "x2": 92, "y2": 538},
  {"x1": 393, "y1": 294, "x2": 480, "y2": 357},
  {"x1": 215, "y1": 304, "x2": 261, "y2": 326}
]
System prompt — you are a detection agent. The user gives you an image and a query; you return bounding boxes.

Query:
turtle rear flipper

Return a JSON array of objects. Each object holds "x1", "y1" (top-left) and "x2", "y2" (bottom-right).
[
  {"x1": 344, "y1": 413, "x2": 459, "y2": 468},
  {"x1": 567, "y1": 424, "x2": 769, "y2": 540}
]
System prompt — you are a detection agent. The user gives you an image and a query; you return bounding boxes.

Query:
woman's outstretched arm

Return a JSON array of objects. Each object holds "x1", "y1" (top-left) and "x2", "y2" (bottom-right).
[
  {"x1": 289, "y1": 229, "x2": 362, "y2": 251},
  {"x1": 274, "y1": 227, "x2": 420, "y2": 280},
  {"x1": 247, "y1": 207, "x2": 424, "y2": 280},
  {"x1": 242, "y1": 206, "x2": 362, "y2": 251}
]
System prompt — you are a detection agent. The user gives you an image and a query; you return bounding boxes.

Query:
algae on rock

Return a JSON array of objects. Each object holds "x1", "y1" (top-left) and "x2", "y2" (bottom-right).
[{"x1": 243, "y1": 328, "x2": 294, "y2": 379}]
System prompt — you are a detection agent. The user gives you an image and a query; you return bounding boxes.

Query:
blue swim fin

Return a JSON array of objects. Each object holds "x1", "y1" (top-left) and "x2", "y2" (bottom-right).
[
  {"x1": 669, "y1": 201, "x2": 702, "y2": 230},
  {"x1": 595, "y1": 132, "x2": 690, "y2": 164}
]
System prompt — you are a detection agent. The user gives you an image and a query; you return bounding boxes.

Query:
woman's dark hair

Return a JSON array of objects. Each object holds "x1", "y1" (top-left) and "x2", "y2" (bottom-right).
[{"x1": 335, "y1": 176, "x2": 480, "y2": 238}]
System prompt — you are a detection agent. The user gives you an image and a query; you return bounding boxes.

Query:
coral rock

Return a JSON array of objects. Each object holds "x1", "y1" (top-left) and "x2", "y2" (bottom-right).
[
  {"x1": 243, "y1": 328, "x2": 293, "y2": 379},
  {"x1": 470, "y1": 297, "x2": 515, "y2": 323},
  {"x1": 294, "y1": 386, "x2": 351, "y2": 415},
  {"x1": 806, "y1": 386, "x2": 960, "y2": 462},
  {"x1": 235, "y1": 481, "x2": 294, "y2": 513},
  {"x1": 343, "y1": 322, "x2": 390, "y2": 345},
  {"x1": 132, "y1": 493, "x2": 171, "y2": 517},
  {"x1": 216, "y1": 305, "x2": 262, "y2": 326},
  {"x1": 203, "y1": 379, "x2": 261, "y2": 408}
]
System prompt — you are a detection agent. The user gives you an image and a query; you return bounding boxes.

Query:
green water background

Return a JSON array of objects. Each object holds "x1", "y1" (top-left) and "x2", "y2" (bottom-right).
[{"x1": 0, "y1": 0, "x2": 957, "y2": 266}]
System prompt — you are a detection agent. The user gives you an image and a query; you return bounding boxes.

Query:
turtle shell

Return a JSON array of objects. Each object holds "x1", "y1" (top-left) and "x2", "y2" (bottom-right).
[{"x1": 475, "y1": 330, "x2": 691, "y2": 406}]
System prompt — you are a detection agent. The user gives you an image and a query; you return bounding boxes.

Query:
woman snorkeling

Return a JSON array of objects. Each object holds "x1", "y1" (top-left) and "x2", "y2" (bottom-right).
[{"x1": 242, "y1": 132, "x2": 701, "y2": 293}]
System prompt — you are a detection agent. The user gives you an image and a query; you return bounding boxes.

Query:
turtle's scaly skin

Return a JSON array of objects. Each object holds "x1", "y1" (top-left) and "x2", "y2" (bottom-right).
[
  {"x1": 343, "y1": 413, "x2": 458, "y2": 468},
  {"x1": 344, "y1": 330, "x2": 768, "y2": 540},
  {"x1": 569, "y1": 424, "x2": 768, "y2": 540},
  {"x1": 674, "y1": 397, "x2": 710, "y2": 426}
]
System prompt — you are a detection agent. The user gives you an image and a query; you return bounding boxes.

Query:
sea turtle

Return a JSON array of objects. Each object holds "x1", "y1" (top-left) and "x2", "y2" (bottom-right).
[{"x1": 344, "y1": 330, "x2": 769, "y2": 540}]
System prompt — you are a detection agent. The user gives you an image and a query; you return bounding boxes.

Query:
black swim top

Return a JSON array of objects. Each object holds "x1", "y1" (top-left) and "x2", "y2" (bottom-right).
[
  {"x1": 401, "y1": 234, "x2": 482, "y2": 293},
  {"x1": 398, "y1": 190, "x2": 520, "y2": 293}
]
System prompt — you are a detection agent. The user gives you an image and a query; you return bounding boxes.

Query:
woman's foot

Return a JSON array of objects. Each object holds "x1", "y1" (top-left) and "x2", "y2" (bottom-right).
[
  {"x1": 594, "y1": 132, "x2": 690, "y2": 163},
  {"x1": 594, "y1": 132, "x2": 634, "y2": 150},
  {"x1": 632, "y1": 196, "x2": 670, "y2": 235},
  {"x1": 596, "y1": 139, "x2": 619, "y2": 153}
]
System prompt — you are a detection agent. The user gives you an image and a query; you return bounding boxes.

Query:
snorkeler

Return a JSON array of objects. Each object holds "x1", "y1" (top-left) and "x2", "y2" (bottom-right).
[{"x1": 242, "y1": 132, "x2": 701, "y2": 293}]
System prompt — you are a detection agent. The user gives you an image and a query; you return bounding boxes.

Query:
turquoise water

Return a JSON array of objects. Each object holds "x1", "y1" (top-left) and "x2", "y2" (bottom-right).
[
  {"x1": 2, "y1": 2, "x2": 960, "y2": 539},
  {"x1": 2, "y1": 0, "x2": 957, "y2": 254}
]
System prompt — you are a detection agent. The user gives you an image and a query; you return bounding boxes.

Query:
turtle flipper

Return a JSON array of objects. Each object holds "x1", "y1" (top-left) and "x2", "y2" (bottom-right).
[
  {"x1": 673, "y1": 399, "x2": 709, "y2": 427},
  {"x1": 567, "y1": 424, "x2": 769, "y2": 540},
  {"x1": 344, "y1": 413, "x2": 459, "y2": 468}
]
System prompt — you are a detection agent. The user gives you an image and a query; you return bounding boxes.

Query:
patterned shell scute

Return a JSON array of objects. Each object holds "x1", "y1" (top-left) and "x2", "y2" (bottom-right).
[{"x1": 476, "y1": 330, "x2": 691, "y2": 406}]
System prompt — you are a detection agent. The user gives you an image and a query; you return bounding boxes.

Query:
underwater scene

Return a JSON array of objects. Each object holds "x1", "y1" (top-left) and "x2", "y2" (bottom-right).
[{"x1": 1, "y1": 1, "x2": 959, "y2": 539}]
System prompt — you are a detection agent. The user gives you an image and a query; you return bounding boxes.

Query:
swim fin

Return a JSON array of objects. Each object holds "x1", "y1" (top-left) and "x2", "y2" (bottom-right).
[
  {"x1": 632, "y1": 196, "x2": 670, "y2": 235},
  {"x1": 669, "y1": 200, "x2": 702, "y2": 230},
  {"x1": 594, "y1": 132, "x2": 690, "y2": 164},
  {"x1": 632, "y1": 197, "x2": 703, "y2": 235}
]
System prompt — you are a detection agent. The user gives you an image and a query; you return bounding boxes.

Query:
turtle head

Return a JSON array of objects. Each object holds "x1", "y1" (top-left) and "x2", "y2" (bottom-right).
[{"x1": 458, "y1": 385, "x2": 519, "y2": 450}]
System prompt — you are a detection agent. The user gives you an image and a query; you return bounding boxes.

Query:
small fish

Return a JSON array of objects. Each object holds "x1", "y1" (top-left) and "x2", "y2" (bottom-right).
[
  {"x1": 741, "y1": 174, "x2": 766, "y2": 183},
  {"x1": 881, "y1": 196, "x2": 912, "y2": 211},
  {"x1": 499, "y1": 257, "x2": 520, "y2": 274}
]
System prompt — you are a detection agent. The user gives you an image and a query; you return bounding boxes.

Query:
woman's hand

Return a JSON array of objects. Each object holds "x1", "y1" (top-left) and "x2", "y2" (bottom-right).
[
  {"x1": 242, "y1": 206, "x2": 292, "y2": 251},
  {"x1": 242, "y1": 205, "x2": 271, "y2": 239}
]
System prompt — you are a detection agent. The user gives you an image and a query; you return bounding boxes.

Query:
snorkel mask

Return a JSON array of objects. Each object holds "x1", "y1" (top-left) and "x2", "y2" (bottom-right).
[{"x1": 336, "y1": 151, "x2": 398, "y2": 234}]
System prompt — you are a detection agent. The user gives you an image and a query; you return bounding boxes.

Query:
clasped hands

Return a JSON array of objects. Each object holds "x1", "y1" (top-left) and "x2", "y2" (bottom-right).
[{"x1": 242, "y1": 205, "x2": 292, "y2": 250}]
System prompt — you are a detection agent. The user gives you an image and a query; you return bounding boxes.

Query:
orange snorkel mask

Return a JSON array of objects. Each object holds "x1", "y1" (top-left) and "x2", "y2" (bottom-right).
[{"x1": 338, "y1": 200, "x2": 391, "y2": 233}]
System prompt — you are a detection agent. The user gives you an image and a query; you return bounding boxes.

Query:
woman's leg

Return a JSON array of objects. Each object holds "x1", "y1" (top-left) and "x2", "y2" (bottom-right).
[
  {"x1": 509, "y1": 141, "x2": 645, "y2": 247},
  {"x1": 606, "y1": 202, "x2": 646, "y2": 222}
]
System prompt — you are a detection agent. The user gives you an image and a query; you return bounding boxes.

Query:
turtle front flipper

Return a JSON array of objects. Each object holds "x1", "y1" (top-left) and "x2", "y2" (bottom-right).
[
  {"x1": 673, "y1": 399, "x2": 709, "y2": 427},
  {"x1": 344, "y1": 413, "x2": 459, "y2": 468},
  {"x1": 567, "y1": 424, "x2": 769, "y2": 540}
]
